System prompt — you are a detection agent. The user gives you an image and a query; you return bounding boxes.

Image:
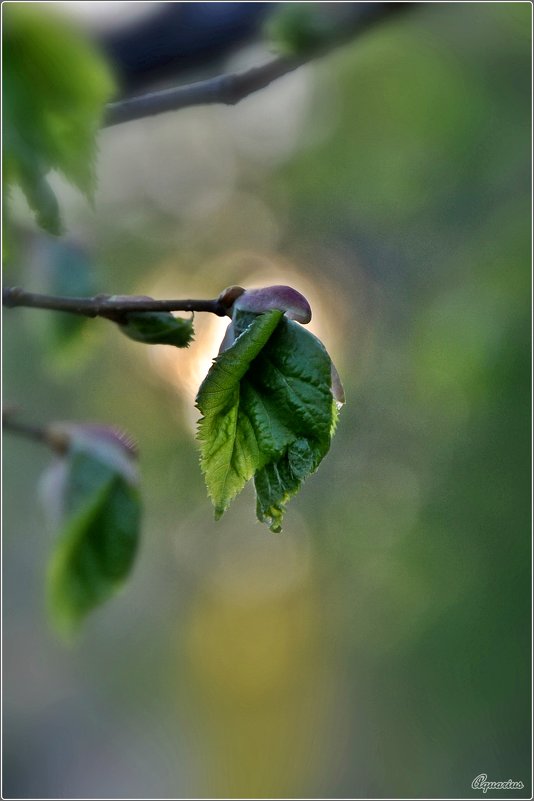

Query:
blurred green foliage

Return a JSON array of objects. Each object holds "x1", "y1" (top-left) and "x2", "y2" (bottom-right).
[
  {"x1": 24, "y1": 236, "x2": 100, "y2": 371},
  {"x1": 42, "y1": 427, "x2": 141, "y2": 638},
  {"x1": 2, "y1": 3, "x2": 114, "y2": 236},
  {"x1": 266, "y1": 3, "x2": 338, "y2": 56}
]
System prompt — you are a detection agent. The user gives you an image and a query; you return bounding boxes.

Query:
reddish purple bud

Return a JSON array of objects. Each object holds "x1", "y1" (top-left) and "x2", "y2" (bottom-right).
[
  {"x1": 47, "y1": 422, "x2": 139, "y2": 484},
  {"x1": 48, "y1": 422, "x2": 137, "y2": 458},
  {"x1": 39, "y1": 423, "x2": 139, "y2": 532},
  {"x1": 71, "y1": 424, "x2": 138, "y2": 458},
  {"x1": 233, "y1": 285, "x2": 312, "y2": 324}
]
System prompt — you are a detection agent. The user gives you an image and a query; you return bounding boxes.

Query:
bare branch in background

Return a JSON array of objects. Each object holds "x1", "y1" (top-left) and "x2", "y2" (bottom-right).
[
  {"x1": 104, "y1": 56, "x2": 303, "y2": 127},
  {"x1": 104, "y1": 3, "x2": 411, "y2": 127},
  {"x1": 2, "y1": 409, "x2": 66, "y2": 451}
]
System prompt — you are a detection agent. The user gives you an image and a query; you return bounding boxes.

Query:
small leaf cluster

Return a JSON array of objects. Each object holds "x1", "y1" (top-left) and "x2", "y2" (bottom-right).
[{"x1": 196, "y1": 288, "x2": 342, "y2": 532}]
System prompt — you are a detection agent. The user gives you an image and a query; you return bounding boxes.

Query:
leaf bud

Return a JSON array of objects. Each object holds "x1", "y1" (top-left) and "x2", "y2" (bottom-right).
[
  {"x1": 233, "y1": 285, "x2": 312, "y2": 324},
  {"x1": 40, "y1": 423, "x2": 139, "y2": 530}
]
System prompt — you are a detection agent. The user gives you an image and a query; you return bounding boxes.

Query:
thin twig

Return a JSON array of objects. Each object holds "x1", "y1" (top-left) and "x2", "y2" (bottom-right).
[
  {"x1": 103, "y1": 3, "x2": 411, "y2": 128},
  {"x1": 2, "y1": 287, "x2": 227, "y2": 321},
  {"x1": 2, "y1": 414, "x2": 49, "y2": 446},
  {"x1": 2, "y1": 410, "x2": 71, "y2": 453},
  {"x1": 104, "y1": 56, "x2": 302, "y2": 126}
]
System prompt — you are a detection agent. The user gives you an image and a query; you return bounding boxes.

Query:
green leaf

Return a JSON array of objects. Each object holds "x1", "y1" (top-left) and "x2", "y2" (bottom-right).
[
  {"x1": 196, "y1": 310, "x2": 283, "y2": 518},
  {"x1": 2, "y1": 4, "x2": 115, "y2": 236},
  {"x1": 45, "y1": 435, "x2": 140, "y2": 639},
  {"x1": 17, "y1": 168, "x2": 62, "y2": 236},
  {"x1": 196, "y1": 308, "x2": 339, "y2": 531},
  {"x1": 118, "y1": 311, "x2": 194, "y2": 348}
]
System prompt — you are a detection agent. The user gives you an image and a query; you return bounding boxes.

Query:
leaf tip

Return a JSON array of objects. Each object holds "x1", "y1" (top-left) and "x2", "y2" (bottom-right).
[{"x1": 46, "y1": 566, "x2": 83, "y2": 644}]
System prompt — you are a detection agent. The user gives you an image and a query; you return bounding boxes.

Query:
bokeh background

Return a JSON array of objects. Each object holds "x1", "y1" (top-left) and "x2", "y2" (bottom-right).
[{"x1": 2, "y1": 2, "x2": 531, "y2": 798}]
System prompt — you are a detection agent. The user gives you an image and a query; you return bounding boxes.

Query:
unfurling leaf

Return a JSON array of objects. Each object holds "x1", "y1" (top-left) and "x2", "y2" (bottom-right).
[
  {"x1": 196, "y1": 288, "x2": 343, "y2": 532},
  {"x1": 40, "y1": 424, "x2": 141, "y2": 638},
  {"x1": 197, "y1": 309, "x2": 284, "y2": 522},
  {"x1": 2, "y1": 4, "x2": 115, "y2": 236},
  {"x1": 118, "y1": 311, "x2": 194, "y2": 348}
]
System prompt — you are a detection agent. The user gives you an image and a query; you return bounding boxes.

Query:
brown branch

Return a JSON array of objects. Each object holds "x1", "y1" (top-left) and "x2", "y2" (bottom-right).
[
  {"x1": 103, "y1": 3, "x2": 412, "y2": 128},
  {"x1": 2, "y1": 287, "x2": 227, "y2": 321},
  {"x1": 1, "y1": 408, "x2": 69, "y2": 453},
  {"x1": 2, "y1": 415, "x2": 49, "y2": 446}
]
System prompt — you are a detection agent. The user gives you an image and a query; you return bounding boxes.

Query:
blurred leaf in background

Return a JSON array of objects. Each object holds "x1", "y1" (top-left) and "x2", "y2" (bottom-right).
[
  {"x1": 40, "y1": 424, "x2": 141, "y2": 639},
  {"x1": 266, "y1": 2, "x2": 338, "y2": 56},
  {"x1": 2, "y1": 3, "x2": 115, "y2": 237},
  {"x1": 23, "y1": 234, "x2": 101, "y2": 371}
]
